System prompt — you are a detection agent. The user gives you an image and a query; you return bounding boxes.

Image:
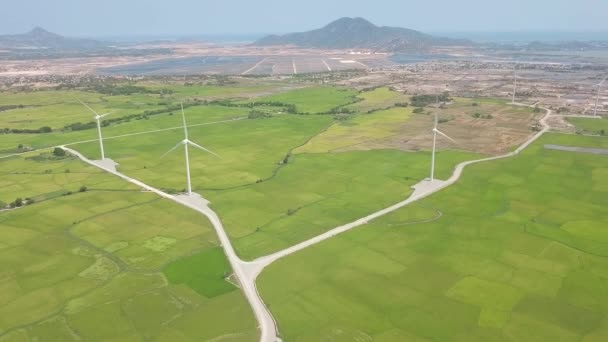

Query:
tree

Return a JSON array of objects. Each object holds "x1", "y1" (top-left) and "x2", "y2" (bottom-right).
[
  {"x1": 79, "y1": 185, "x2": 88, "y2": 193},
  {"x1": 13, "y1": 198, "x2": 23, "y2": 207},
  {"x1": 39, "y1": 126, "x2": 52, "y2": 133},
  {"x1": 17, "y1": 144, "x2": 23, "y2": 149},
  {"x1": 53, "y1": 147, "x2": 66, "y2": 157}
]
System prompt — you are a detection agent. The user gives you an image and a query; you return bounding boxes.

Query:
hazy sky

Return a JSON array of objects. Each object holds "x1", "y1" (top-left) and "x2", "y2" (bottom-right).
[{"x1": 2, "y1": 0, "x2": 607, "y2": 36}]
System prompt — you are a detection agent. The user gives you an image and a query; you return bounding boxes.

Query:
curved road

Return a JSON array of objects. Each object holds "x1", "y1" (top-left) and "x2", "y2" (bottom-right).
[
  {"x1": 60, "y1": 147, "x2": 280, "y2": 342},
  {"x1": 63, "y1": 103, "x2": 551, "y2": 342}
]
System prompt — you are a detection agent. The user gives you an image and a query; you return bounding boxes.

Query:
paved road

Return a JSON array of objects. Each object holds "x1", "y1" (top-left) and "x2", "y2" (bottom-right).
[
  {"x1": 61, "y1": 103, "x2": 551, "y2": 342},
  {"x1": 61, "y1": 147, "x2": 280, "y2": 342},
  {"x1": 244, "y1": 104, "x2": 552, "y2": 279}
]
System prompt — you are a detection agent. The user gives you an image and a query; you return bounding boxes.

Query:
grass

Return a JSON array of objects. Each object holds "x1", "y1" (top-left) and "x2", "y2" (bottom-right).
[
  {"x1": 139, "y1": 82, "x2": 280, "y2": 98},
  {"x1": 344, "y1": 87, "x2": 409, "y2": 113},
  {"x1": 256, "y1": 86, "x2": 359, "y2": 113},
  {"x1": 68, "y1": 105, "x2": 477, "y2": 260},
  {"x1": 0, "y1": 154, "x2": 257, "y2": 341},
  {"x1": 0, "y1": 150, "x2": 136, "y2": 205},
  {"x1": 0, "y1": 91, "x2": 167, "y2": 130},
  {"x1": 163, "y1": 247, "x2": 236, "y2": 298},
  {"x1": 567, "y1": 117, "x2": 608, "y2": 135},
  {"x1": 0, "y1": 104, "x2": 251, "y2": 156},
  {"x1": 206, "y1": 149, "x2": 479, "y2": 259},
  {"x1": 72, "y1": 114, "x2": 332, "y2": 189},
  {"x1": 257, "y1": 133, "x2": 608, "y2": 341},
  {"x1": 295, "y1": 107, "x2": 412, "y2": 154}
]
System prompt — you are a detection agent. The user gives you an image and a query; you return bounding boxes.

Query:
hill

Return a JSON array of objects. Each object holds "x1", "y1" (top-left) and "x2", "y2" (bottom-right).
[
  {"x1": 254, "y1": 17, "x2": 470, "y2": 52},
  {"x1": 0, "y1": 27, "x2": 108, "y2": 50}
]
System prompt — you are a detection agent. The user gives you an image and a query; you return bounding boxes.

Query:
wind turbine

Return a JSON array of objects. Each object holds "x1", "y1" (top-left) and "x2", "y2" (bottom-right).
[
  {"x1": 593, "y1": 75, "x2": 607, "y2": 117},
  {"x1": 162, "y1": 103, "x2": 219, "y2": 196},
  {"x1": 79, "y1": 100, "x2": 111, "y2": 160},
  {"x1": 429, "y1": 113, "x2": 456, "y2": 182}
]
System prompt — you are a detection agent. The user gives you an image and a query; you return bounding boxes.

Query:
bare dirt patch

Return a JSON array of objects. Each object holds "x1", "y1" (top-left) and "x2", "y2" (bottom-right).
[{"x1": 337, "y1": 98, "x2": 543, "y2": 155}]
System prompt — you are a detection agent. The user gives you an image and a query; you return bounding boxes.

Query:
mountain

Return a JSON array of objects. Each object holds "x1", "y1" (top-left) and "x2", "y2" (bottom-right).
[
  {"x1": 254, "y1": 17, "x2": 470, "y2": 52},
  {"x1": 0, "y1": 27, "x2": 108, "y2": 50}
]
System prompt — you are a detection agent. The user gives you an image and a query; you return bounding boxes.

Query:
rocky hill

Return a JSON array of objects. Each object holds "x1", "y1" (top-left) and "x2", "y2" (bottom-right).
[
  {"x1": 254, "y1": 17, "x2": 469, "y2": 52},
  {"x1": 0, "y1": 27, "x2": 108, "y2": 49}
]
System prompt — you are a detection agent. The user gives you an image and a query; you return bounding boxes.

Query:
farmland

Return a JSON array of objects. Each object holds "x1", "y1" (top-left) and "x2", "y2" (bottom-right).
[
  {"x1": 258, "y1": 133, "x2": 608, "y2": 341},
  {"x1": 256, "y1": 86, "x2": 359, "y2": 113},
  {"x1": 568, "y1": 117, "x2": 608, "y2": 135},
  {"x1": 2, "y1": 79, "x2": 603, "y2": 342},
  {"x1": 0, "y1": 152, "x2": 257, "y2": 341}
]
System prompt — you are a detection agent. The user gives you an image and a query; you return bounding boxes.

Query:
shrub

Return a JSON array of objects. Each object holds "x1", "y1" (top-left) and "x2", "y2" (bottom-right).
[
  {"x1": 248, "y1": 110, "x2": 273, "y2": 119},
  {"x1": 79, "y1": 186, "x2": 88, "y2": 193},
  {"x1": 53, "y1": 147, "x2": 66, "y2": 157},
  {"x1": 12, "y1": 198, "x2": 23, "y2": 207},
  {"x1": 413, "y1": 107, "x2": 425, "y2": 114}
]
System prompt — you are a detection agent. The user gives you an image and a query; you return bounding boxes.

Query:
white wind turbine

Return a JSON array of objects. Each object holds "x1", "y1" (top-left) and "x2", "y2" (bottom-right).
[
  {"x1": 79, "y1": 100, "x2": 111, "y2": 160},
  {"x1": 162, "y1": 103, "x2": 219, "y2": 196},
  {"x1": 429, "y1": 113, "x2": 456, "y2": 182},
  {"x1": 593, "y1": 75, "x2": 607, "y2": 117}
]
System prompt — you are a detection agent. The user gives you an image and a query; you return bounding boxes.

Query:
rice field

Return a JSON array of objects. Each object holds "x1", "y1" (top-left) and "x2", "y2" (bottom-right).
[
  {"x1": 257, "y1": 133, "x2": 608, "y2": 341},
  {"x1": 0, "y1": 153, "x2": 257, "y2": 341},
  {"x1": 3, "y1": 83, "x2": 606, "y2": 342}
]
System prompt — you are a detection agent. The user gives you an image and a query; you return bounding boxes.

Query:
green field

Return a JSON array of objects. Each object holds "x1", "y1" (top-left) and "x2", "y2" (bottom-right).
[
  {"x1": 0, "y1": 91, "x2": 167, "y2": 130},
  {"x1": 295, "y1": 107, "x2": 412, "y2": 154},
  {"x1": 207, "y1": 149, "x2": 478, "y2": 259},
  {"x1": 139, "y1": 80, "x2": 281, "y2": 98},
  {"x1": 0, "y1": 153, "x2": 257, "y2": 341},
  {"x1": 73, "y1": 114, "x2": 333, "y2": 189},
  {"x1": 256, "y1": 86, "x2": 359, "y2": 113},
  {"x1": 69, "y1": 110, "x2": 477, "y2": 259},
  {"x1": 0, "y1": 104, "x2": 254, "y2": 157},
  {"x1": 568, "y1": 117, "x2": 608, "y2": 135},
  {"x1": 344, "y1": 87, "x2": 410, "y2": 113},
  {"x1": 258, "y1": 133, "x2": 608, "y2": 341},
  {"x1": 5, "y1": 83, "x2": 605, "y2": 342}
]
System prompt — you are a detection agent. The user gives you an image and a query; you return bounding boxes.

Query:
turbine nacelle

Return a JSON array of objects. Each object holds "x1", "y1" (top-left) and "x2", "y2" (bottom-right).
[{"x1": 95, "y1": 113, "x2": 111, "y2": 121}]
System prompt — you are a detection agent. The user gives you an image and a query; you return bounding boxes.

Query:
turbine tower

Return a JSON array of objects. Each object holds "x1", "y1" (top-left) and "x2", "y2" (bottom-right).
[
  {"x1": 594, "y1": 75, "x2": 607, "y2": 117},
  {"x1": 162, "y1": 103, "x2": 219, "y2": 195},
  {"x1": 79, "y1": 100, "x2": 111, "y2": 160},
  {"x1": 430, "y1": 113, "x2": 456, "y2": 182}
]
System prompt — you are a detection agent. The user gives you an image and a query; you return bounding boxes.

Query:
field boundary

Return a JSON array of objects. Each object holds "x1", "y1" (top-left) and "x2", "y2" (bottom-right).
[{"x1": 246, "y1": 103, "x2": 552, "y2": 279}]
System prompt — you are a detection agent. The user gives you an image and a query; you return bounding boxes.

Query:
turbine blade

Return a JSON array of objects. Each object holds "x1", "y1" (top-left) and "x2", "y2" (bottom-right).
[
  {"x1": 435, "y1": 129, "x2": 457, "y2": 144},
  {"x1": 161, "y1": 141, "x2": 183, "y2": 158},
  {"x1": 188, "y1": 141, "x2": 220, "y2": 158},
  {"x1": 181, "y1": 103, "x2": 188, "y2": 140},
  {"x1": 99, "y1": 112, "x2": 112, "y2": 118},
  {"x1": 78, "y1": 99, "x2": 99, "y2": 116},
  {"x1": 434, "y1": 113, "x2": 438, "y2": 128}
]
